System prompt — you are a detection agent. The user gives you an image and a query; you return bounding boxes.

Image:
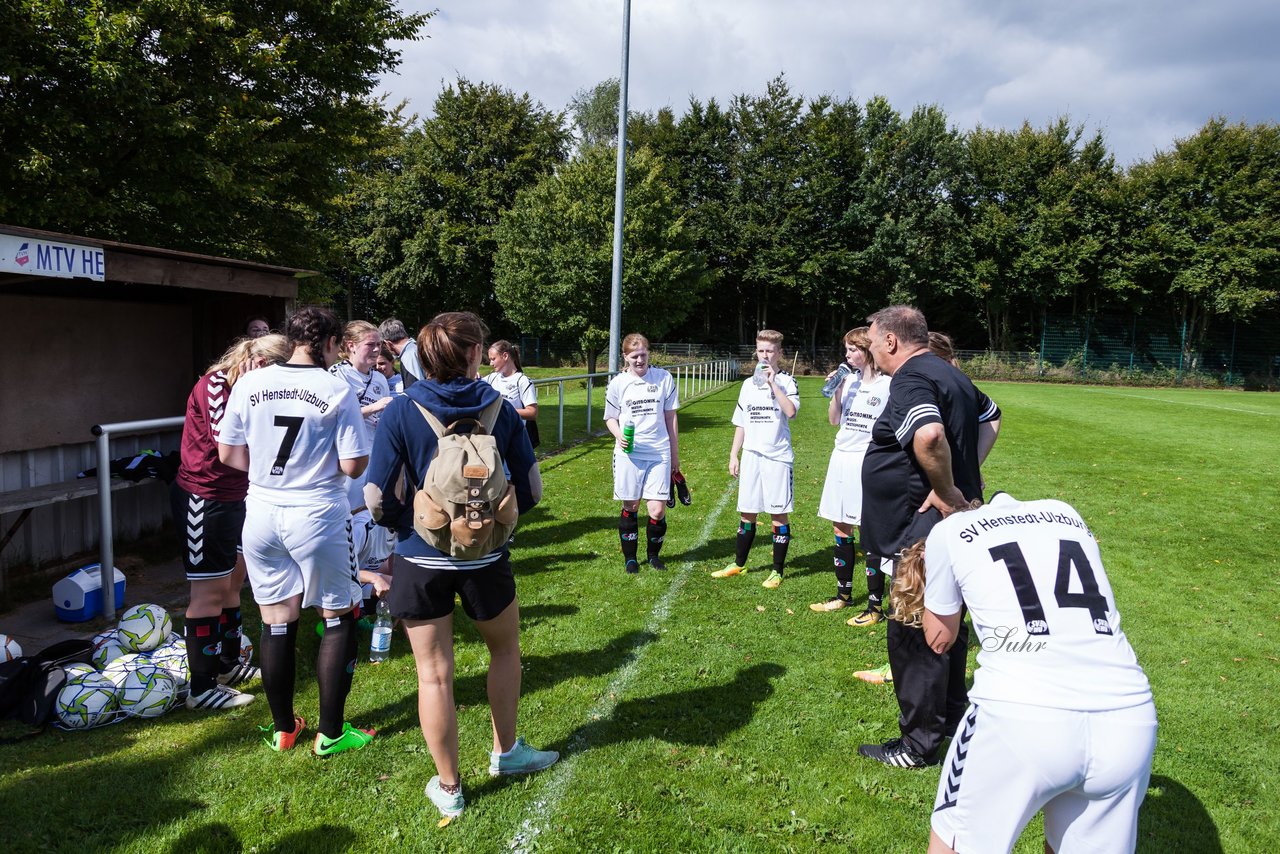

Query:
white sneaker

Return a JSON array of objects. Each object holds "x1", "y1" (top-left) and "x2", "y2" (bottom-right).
[
  {"x1": 186, "y1": 683, "x2": 254, "y2": 710},
  {"x1": 425, "y1": 775, "x2": 465, "y2": 817}
]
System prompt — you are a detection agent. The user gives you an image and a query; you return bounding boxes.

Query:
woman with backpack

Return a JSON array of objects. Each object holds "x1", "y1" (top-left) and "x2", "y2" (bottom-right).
[{"x1": 365, "y1": 311, "x2": 557, "y2": 819}]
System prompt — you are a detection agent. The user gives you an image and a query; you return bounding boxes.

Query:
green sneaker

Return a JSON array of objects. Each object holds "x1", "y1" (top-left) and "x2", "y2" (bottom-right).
[
  {"x1": 761, "y1": 570, "x2": 784, "y2": 589},
  {"x1": 711, "y1": 563, "x2": 745, "y2": 578},
  {"x1": 260, "y1": 715, "x2": 305, "y2": 751},
  {"x1": 489, "y1": 736, "x2": 559, "y2": 776},
  {"x1": 313, "y1": 722, "x2": 376, "y2": 757},
  {"x1": 854, "y1": 663, "x2": 893, "y2": 685}
]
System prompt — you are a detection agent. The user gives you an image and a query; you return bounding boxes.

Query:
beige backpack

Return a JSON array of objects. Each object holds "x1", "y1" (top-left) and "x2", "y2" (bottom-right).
[{"x1": 411, "y1": 398, "x2": 518, "y2": 560}]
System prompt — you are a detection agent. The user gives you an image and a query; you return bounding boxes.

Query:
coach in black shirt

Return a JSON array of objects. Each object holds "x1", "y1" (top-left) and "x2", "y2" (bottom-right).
[{"x1": 858, "y1": 305, "x2": 1001, "y2": 768}]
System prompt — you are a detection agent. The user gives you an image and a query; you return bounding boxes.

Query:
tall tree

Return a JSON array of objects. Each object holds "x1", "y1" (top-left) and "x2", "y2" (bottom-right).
[
  {"x1": 347, "y1": 79, "x2": 570, "y2": 327},
  {"x1": 0, "y1": 0, "x2": 429, "y2": 267},
  {"x1": 1123, "y1": 118, "x2": 1280, "y2": 367},
  {"x1": 493, "y1": 145, "x2": 708, "y2": 371}
]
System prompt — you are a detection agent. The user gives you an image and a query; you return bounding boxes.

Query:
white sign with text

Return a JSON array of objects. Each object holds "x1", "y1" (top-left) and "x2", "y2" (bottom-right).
[{"x1": 0, "y1": 233, "x2": 105, "y2": 281}]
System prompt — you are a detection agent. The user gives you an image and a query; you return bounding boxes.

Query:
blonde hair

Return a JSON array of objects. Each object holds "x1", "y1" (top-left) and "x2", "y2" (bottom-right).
[
  {"x1": 889, "y1": 500, "x2": 985, "y2": 628},
  {"x1": 622, "y1": 333, "x2": 650, "y2": 354},
  {"x1": 205, "y1": 333, "x2": 290, "y2": 387},
  {"x1": 756, "y1": 329, "x2": 784, "y2": 346},
  {"x1": 340, "y1": 320, "x2": 380, "y2": 360}
]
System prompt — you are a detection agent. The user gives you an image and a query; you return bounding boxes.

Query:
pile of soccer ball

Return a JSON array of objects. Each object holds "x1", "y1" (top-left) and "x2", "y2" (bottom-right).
[{"x1": 53, "y1": 603, "x2": 252, "y2": 730}]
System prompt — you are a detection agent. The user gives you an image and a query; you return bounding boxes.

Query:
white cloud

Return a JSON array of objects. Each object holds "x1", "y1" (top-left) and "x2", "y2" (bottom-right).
[{"x1": 380, "y1": 1, "x2": 1280, "y2": 165}]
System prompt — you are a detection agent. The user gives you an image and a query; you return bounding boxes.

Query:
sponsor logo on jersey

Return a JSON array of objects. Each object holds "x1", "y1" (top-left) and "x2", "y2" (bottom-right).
[
  {"x1": 981, "y1": 625, "x2": 1048, "y2": 652},
  {"x1": 868, "y1": 396, "x2": 882, "y2": 407}
]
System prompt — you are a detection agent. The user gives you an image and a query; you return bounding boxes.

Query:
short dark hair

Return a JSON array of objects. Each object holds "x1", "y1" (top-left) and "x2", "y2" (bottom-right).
[
  {"x1": 867, "y1": 305, "x2": 928, "y2": 348},
  {"x1": 419, "y1": 312, "x2": 489, "y2": 382},
  {"x1": 378, "y1": 318, "x2": 410, "y2": 343}
]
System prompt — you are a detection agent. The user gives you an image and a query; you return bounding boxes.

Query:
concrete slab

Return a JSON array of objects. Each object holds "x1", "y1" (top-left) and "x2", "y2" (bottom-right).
[{"x1": 0, "y1": 558, "x2": 189, "y2": 655}]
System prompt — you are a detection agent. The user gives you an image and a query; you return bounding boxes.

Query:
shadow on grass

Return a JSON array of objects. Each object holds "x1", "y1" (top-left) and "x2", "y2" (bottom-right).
[
  {"x1": 362, "y1": 629, "x2": 660, "y2": 736},
  {"x1": 263, "y1": 825, "x2": 358, "y2": 854},
  {"x1": 165, "y1": 822, "x2": 240, "y2": 853},
  {"x1": 1137, "y1": 775, "x2": 1222, "y2": 853},
  {"x1": 518, "y1": 603, "x2": 579, "y2": 628}
]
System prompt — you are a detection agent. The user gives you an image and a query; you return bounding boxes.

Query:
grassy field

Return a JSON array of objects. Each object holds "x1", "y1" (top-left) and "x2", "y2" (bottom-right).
[{"x1": 1, "y1": 380, "x2": 1276, "y2": 852}]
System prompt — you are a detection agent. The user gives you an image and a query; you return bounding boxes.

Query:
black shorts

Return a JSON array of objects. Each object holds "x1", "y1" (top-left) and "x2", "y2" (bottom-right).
[
  {"x1": 386, "y1": 552, "x2": 516, "y2": 622},
  {"x1": 171, "y1": 483, "x2": 245, "y2": 581}
]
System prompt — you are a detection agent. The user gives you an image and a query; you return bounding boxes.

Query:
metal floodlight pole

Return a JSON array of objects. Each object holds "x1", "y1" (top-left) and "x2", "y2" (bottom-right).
[{"x1": 608, "y1": 0, "x2": 631, "y2": 375}]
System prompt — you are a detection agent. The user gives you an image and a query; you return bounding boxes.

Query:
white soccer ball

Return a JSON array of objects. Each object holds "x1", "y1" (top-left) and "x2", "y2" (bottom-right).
[
  {"x1": 0, "y1": 634, "x2": 21, "y2": 662},
  {"x1": 116, "y1": 604, "x2": 172, "y2": 653},
  {"x1": 63, "y1": 662, "x2": 97, "y2": 681},
  {"x1": 119, "y1": 665, "x2": 177, "y2": 718},
  {"x1": 149, "y1": 643, "x2": 190, "y2": 692},
  {"x1": 92, "y1": 634, "x2": 131, "y2": 670},
  {"x1": 102, "y1": 652, "x2": 150, "y2": 688},
  {"x1": 55, "y1": 673, "x2": 119, "y2": 729}
]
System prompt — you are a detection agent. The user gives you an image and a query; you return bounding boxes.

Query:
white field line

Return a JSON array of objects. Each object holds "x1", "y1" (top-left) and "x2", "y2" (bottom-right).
[
  {"x1": 1080, "y1": 387, "x2": 1276, "y2": 417},
  {"x1": 508, "y1": 483, "x2": 735, "y2": 852}
]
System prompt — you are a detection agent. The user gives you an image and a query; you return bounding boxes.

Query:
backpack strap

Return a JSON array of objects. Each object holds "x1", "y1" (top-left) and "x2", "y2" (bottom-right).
[
  {"x1": 413, "y1": 402, "x2": 448, "y2": 438},
  {"x1": 477, "y1": 397, "x2": 504, "y2": 435}
]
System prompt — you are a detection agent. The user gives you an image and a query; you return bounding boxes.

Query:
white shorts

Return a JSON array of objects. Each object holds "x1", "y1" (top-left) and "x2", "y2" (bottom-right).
[
  {"x1": 612, "y1": 450, "x2": 671, "y2": 502},
  {"x1": 817, "y1": 449, "x2": 865, "y2": 525},
  {"x1": 351, "y1": 508, "x2": 392, "y2": 573},
  {"x1": 242, "y1": 494, "x2": 362, "y2": 611},
  {"x1": 932, "y1": 699, "x2": 1157, "y2": 854},
  {"x1": 737, "y1": 451, "x2": 793, "y2": 515}
]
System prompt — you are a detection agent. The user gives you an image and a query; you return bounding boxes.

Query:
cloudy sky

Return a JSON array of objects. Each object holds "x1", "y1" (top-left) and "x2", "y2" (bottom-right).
[{"x1": 378, "y1": 1, "x2": 1280, "y2": 167}]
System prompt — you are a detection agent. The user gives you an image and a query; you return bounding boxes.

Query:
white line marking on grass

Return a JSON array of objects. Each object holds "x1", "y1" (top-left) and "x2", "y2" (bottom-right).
[
  {"x1": 508, "y1": 484, "x2": 735, "y2": 852},
  {"x1": 1082, "y1": 388, "x2": 1275, "y2": 417}
]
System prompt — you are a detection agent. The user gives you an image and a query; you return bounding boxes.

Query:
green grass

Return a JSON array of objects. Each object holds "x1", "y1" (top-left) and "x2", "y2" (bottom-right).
[{"x1": 1, "y1": 381, "x2": 1276, "y2": 852}]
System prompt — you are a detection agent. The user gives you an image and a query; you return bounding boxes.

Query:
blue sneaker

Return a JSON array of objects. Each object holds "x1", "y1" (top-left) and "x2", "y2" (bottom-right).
[
  {"x1": 425, "y1": 775, "x2": 465, "y2": 818},
  {"x1": 489, "y1": 736, "x2": 559, "y2": 776}
]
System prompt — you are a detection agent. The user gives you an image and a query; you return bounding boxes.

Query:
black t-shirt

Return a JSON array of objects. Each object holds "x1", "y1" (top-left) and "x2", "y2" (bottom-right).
[{"x1": 860, "y1": 351, "x2": 1000, "y2": 557}]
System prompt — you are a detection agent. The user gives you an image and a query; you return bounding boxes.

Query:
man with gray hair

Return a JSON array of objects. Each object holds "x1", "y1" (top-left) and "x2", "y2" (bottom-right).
[
  {"x1": 857, "y1": 304, "x2": 1001, "y2": 769},
  {"x1": 378, "y1": 318, "x2": 423, "y2": 389}
]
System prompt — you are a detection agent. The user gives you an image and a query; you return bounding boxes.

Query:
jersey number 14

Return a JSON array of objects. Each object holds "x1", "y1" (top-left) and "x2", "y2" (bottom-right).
[{"x1": 989, "y1": 539, "x2": 1113, "y2": 637}]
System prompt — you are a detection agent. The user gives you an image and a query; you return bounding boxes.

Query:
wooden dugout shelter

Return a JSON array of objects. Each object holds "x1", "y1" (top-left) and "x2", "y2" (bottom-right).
[{"x1": 0, "y1": 224, "x2": 306, "y2": 589}]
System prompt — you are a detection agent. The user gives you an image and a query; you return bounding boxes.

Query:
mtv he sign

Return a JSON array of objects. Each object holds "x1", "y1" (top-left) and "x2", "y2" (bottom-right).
[{"x1": 1, "y1": 233, "x2": 105, "y2": 281}]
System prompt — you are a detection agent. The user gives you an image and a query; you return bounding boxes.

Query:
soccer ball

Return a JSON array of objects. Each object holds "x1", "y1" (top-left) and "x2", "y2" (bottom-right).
[
  {"x1": 63, "y1": 662, "x2": 97, "y2": 681},
  {"x1": 118, "y1": 665, "x2": 177, "y2": 718},
  {"x1": 0, "y1": 634, "x2": 21, "y2": 662},
  {"x1": 92, "y1": 633, "x2": 131, "y2": 670},
  {"x1": 149, "y1": 643, "x2": 190, "y2": 692},
  {"x1": 55, "y1": 673, "x2": 119, "y2": 729},
  {"x1": 102, "y1": 652, "x2": 149, "y2": 688},
  {"x1": 117, "y1": 604, "x2": 172, "y2": 653}
]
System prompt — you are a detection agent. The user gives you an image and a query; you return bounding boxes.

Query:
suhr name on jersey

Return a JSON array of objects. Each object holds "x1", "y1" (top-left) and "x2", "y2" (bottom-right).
[
  {"x1": 957, "y1": 510, "x2": 1092, "y2": 544},
  {"x1": 249, "y1": 388, "x2": 330, "y2": 413}
]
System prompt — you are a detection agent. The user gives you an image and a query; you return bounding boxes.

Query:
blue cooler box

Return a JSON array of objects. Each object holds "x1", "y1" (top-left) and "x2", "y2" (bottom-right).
[{"x1": 53, "y1": 564, "x2": 126, "y2": 622}]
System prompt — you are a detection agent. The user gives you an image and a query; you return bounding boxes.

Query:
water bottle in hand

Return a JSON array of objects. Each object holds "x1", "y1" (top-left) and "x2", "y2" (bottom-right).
[
  {"x1": 821, "y1": 362, "x2": 853, "y2": 398},
  {"x1": 369, "y1": 599, "x2": 392, "y2": 663}
]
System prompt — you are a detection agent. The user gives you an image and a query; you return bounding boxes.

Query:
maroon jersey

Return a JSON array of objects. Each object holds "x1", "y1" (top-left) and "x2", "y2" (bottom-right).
[{"x1": 176, "y1": 370, "x2": 249, "y2": 502}]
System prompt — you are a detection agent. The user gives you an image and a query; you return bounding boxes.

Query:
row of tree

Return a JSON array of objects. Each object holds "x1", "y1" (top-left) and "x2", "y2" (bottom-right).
[{"x1": 4, "y1": 5, "x2": 1276, "y2": 363}]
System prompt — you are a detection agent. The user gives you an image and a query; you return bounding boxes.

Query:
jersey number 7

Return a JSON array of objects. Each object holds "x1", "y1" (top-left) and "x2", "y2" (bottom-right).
[
  {"x1": 989, "y1": 539, "x2": 1113, "y2": 637},
  {"x1": 270, "y1": 416, "x2": 303, "y2": 476}
]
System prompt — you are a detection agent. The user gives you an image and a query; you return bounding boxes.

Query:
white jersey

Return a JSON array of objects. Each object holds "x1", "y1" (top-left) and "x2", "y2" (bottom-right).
[
  {"x1": 923, "y1": 493, "x2": 1152, "y2": 712},
  {"x1": 732, "y1": 372, "x2": 800, "y2": 463},
  {"x1": 221, "y1": 363, "x2": 370, "y2": 506},
  {"x1": 604, "y1": 367, "x2": 679, "y2": 462},
  {"x1": 329, "y1": 361, "x2": 391, "y2": 437},
  {"x1": 484, "y1": 370, "x2": 537, "y2": 412},
  {"x1": 832, "y1": 372, "x2": 889, "y2": 455}
]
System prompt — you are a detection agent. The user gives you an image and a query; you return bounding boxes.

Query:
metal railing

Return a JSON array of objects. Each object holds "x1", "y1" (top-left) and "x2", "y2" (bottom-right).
[
  {"x1": 86, "y1": 359, "x2": 737, "y2": 618},
  {"x1": 530, "y1": 359, "x2": 738, "y2": 447},
  {"x1": 92, "y1": 417, "x2": 184, "y2": 619}
]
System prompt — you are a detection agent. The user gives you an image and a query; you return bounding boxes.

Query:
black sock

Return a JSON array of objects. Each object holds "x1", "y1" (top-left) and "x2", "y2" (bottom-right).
[
  {"x1": 735, "y1": 521, "x2": 756, "y2": 567},
  {"x1": 619, "y1": 510, "x2": 639, "y2": 564},
  {"x1": 867, "y1": 553, "x2": 885, "y2": 608},
  {"x1": 185, "y1": 615, "x2": 222, "y2": 696},
  {"x1": 218, "y1": 606, "x2": 243, "y2": 672},
  {"x1": 772, "y1": 524, "x2": 791, "y2": 574},
  {"x1": 834, "y1": 535, "x2": 855, "y2": 601},
  {"x1": 260, "y1": 621, "x2": 298, "y2": 733},
  {"x1": 647, "y1": 516, "x2": 667, "y2": 559},
  {"x1": 317, "y1": 612, "x2": 358, "y2": 740}
]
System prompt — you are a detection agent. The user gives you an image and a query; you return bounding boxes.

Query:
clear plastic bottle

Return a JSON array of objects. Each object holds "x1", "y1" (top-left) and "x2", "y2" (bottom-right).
[
  {"x1": 821, "y1": 362, "x2": 853, "y2": 398},
  {"x1": 753, "y1": 362, "x2": 769, "y2": 388},
  {"x1": 369, "y1": 599, "x2": 392, "y2": 663}
]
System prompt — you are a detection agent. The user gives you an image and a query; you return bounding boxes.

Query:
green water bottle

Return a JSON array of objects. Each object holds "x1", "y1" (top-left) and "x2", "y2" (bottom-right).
[{"x1": 622, "y1": 422, "x2": 635, "y2": 454}]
